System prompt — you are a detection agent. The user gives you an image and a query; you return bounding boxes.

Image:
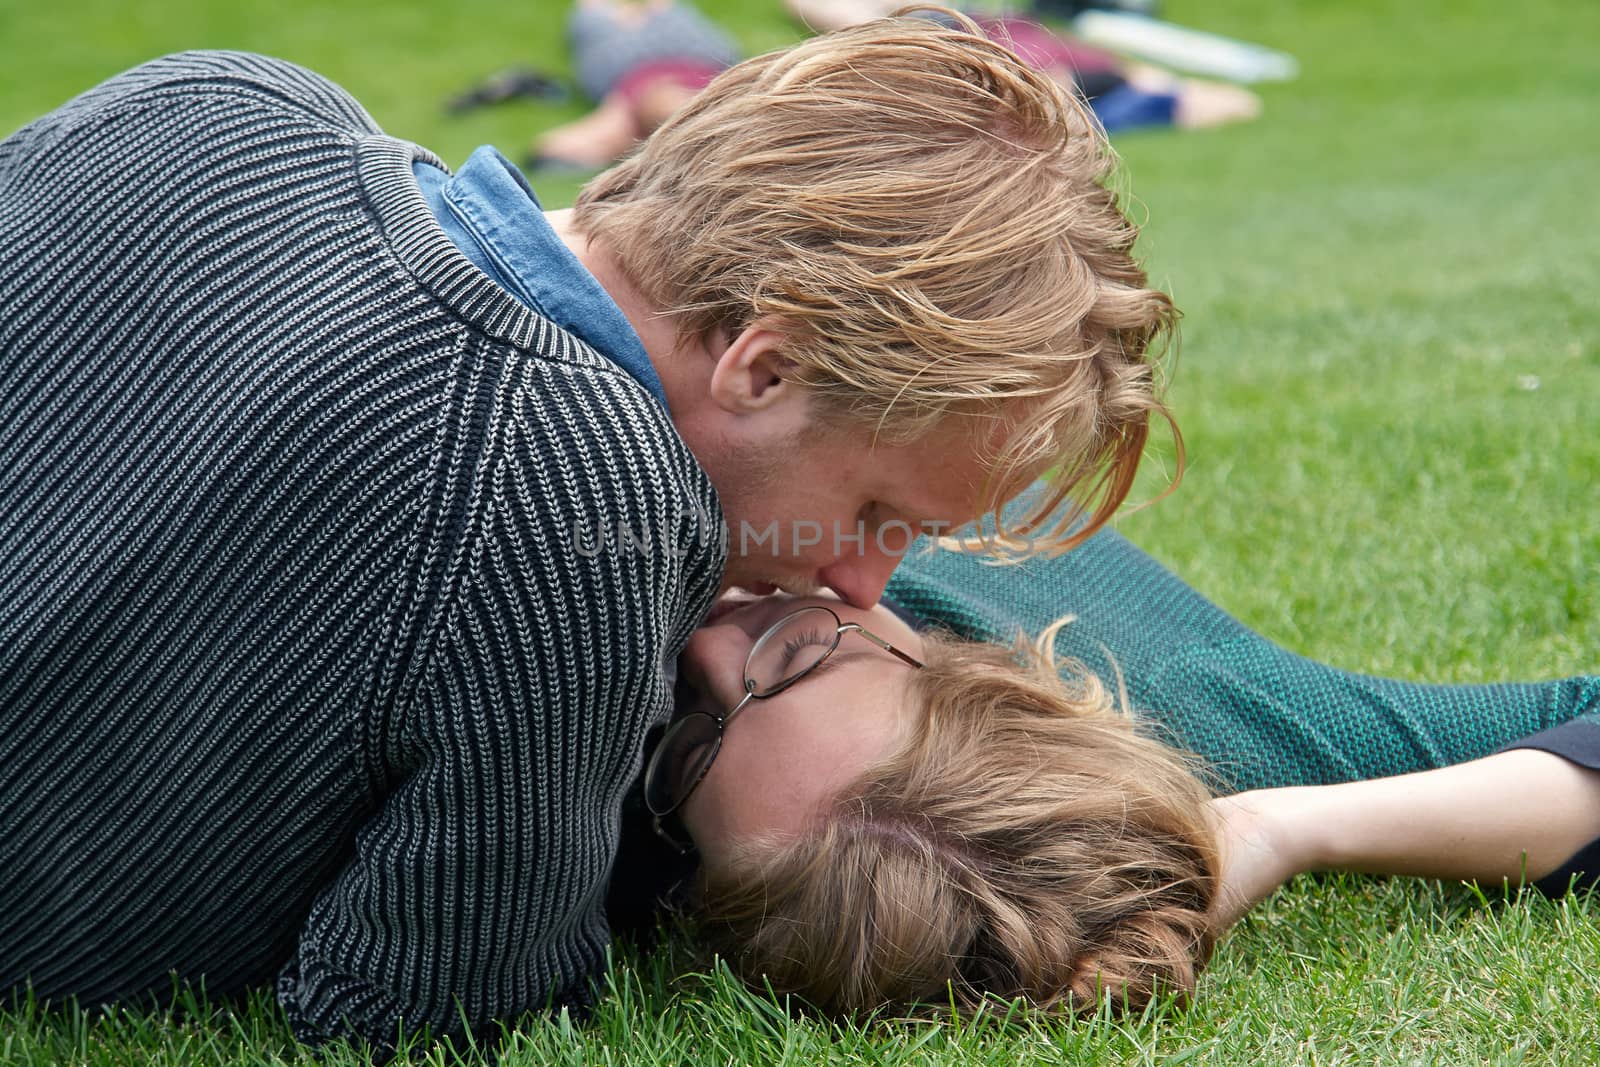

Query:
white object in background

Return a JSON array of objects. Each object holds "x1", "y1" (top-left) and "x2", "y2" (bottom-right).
[{"x1": 1072, "y1": 11, "x2": 1300, "y2": 83}]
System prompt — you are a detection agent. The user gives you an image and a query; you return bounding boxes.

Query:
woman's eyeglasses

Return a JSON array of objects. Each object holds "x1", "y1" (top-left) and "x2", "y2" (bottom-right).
[{"x1": 643, "y1": 604, "x2": 923, "y2": 853}]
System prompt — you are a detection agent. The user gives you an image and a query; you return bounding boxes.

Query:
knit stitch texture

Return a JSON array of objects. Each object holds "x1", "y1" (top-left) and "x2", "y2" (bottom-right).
[
  {"x1": 887, "y1": 515, "x2": 1600, "y2": 793},
  {"x1": 0, "y1": 51, "x2": 725, "y2": 1047}
]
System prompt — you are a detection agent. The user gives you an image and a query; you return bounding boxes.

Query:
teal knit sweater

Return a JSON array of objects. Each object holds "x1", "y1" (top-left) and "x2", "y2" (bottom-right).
[{"x1": 887, "y1": 524, "x2": 1600, "y2": 794}]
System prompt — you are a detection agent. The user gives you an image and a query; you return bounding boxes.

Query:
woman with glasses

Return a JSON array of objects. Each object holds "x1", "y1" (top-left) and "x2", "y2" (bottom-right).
[{"x1": 631, "y1": 513, "x2": 1600, "y2": 1017}]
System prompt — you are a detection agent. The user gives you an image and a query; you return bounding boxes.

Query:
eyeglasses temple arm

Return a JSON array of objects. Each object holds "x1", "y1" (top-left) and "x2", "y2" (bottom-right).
[
  {"x1": 651, "y1": 813, "x2": 695, "y2": 857},
  {"x1": 850, "y1": 625, "x2": 925, "y2": 670}
]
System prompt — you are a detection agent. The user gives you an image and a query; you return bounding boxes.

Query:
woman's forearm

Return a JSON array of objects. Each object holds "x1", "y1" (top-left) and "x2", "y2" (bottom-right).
[
  {"x1": 1266, "y1": 749, "x2": 1600, "y2": 883},
  {"x1": 1209, "y1": 748, "x2": 1600, "y2": 933}
]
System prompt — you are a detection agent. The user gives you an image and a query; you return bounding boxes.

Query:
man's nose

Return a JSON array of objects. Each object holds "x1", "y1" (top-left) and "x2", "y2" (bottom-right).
[{"x1": 816, "y1": 547, "x2": 901, "y2": 610}]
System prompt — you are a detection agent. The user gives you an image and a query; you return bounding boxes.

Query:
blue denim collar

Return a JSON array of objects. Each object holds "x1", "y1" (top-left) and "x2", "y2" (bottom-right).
[{"x1": 413, "y1": 146, "x2": 668, "y2": 412}]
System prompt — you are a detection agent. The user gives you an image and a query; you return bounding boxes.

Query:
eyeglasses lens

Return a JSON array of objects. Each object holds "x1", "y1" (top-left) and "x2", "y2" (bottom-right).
[
  {"x1": 746, "y1": 606, "x2": 838, "y2": 695},
  {"x1": 645, "y1": 713, "x2": 721, "y2": 815}
]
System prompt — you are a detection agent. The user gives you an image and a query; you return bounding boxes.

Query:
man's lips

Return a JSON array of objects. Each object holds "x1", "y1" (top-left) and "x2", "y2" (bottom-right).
[{"x1": 705, "y1": 583, "x2": 789, "y2": 624}]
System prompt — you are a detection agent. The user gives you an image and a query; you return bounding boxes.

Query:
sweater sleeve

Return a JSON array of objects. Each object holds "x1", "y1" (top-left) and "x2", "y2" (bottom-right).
[
  {"x1": 276, "y1": 627, "x2": 623, "y2": 1048},
  {"x1": 276, "y1": 348, "x2": 723, "y2": 1049}
]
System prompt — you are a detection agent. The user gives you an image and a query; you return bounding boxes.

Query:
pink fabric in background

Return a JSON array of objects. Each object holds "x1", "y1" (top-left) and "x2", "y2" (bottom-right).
[
  {"x1": 612, "y1": 59, "x2": 724, "y2": 108},
  {"x1": 975, "y1": 16, "x2": 1122, "y2": 76}
]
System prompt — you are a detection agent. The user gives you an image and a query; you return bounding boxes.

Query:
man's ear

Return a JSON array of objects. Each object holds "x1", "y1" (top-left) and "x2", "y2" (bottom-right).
[{"x1": 707, "y1": 324, "x2": 797, "y2": 414}]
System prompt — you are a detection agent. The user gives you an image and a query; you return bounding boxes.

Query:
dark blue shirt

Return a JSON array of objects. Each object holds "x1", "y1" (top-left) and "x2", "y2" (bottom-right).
[{"x1": 414, "y1": 146, "x2": 668, "y2": 412}]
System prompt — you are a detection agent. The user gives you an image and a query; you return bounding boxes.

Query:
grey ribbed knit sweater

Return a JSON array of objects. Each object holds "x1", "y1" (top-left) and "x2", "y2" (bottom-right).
[{"x1": 0, "y1": 51, "x2": 725, "y2": 1046}]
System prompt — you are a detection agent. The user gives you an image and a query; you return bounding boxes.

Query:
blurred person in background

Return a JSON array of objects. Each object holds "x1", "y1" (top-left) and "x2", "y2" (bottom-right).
[
  {"x1": 788, "y1": 0, "x2": 1260, "y2": 131},
  {"x1": 518, "y1": 0, "x2": 1258, "y2": 174},
  {"x1": 525, "y1": 0, "x2": 738, "y2": 171}
]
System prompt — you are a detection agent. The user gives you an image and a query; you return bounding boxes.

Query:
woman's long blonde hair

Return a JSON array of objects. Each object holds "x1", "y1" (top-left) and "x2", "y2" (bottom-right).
[{"x1": 694, "y1": 630, "x2": 1218, "y2": 1015}]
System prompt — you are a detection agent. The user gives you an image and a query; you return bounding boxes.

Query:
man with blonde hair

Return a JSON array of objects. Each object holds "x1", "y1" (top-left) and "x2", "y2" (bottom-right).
[{"x1": 0, "y1": 11, "x2": 1174, "y2": 1050}]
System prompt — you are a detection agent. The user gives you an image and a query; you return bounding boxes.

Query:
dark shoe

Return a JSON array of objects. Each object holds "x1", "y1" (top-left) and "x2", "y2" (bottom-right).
[{"x1": 446, "y1": 68, "x2": 568, "y2": 114}]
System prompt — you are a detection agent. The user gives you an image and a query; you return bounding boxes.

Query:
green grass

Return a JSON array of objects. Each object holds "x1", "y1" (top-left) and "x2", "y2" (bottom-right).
[
  {"x1": 7, "y1": 880, "x2": 1600, "y2": 1065},
  {"x1": 2, "y1": 0, "x2": 1597, "y2": 1062}
]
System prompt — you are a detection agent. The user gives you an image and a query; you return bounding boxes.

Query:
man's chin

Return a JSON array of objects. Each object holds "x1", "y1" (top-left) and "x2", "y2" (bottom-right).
[
  {"x1": 703, "y1": 590, "x2": 761, "y2": 623},
  {"x1": 721, "y1": 575, "x2": 821, "y2": 599}
]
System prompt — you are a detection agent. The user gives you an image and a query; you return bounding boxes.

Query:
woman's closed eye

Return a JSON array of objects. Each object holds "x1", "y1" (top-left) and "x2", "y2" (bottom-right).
[{"x1": 781, "y1": 629, "x2": 832, "y2": 667}]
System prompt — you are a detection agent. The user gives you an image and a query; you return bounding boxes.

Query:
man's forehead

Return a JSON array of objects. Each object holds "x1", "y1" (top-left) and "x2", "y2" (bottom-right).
[{"x1": 875, "y1": 431, "x2": 1003, "y2": 520}]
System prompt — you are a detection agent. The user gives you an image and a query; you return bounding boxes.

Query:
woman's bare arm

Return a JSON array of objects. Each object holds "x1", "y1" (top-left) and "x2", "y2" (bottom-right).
[{"x1": 1209, "y1": 748, "x2": 1600, "y2": 932}]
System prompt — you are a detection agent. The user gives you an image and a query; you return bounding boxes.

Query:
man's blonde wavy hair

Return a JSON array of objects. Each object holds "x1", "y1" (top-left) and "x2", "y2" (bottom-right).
[
  {"x1": 574, "y1": 9, "x2": 1180, "y2": 552},
  {"x1": 693, "y1": 630, "x2": 1219, "y2": 1016}
]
